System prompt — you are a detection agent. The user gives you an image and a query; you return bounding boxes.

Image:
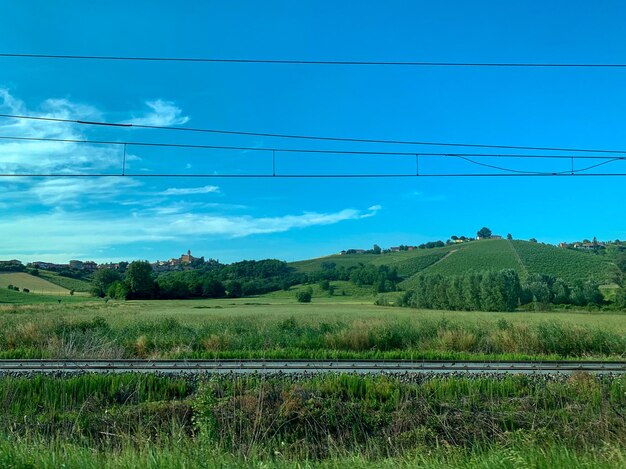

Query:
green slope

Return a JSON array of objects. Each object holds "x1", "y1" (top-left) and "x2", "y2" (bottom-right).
[
  {"x1": 290, "y1": 244, "x2": 457, "y2": 274},
  {"x1": 38, "y1": 271, "x2": 92, "y2": 292},
  {"x1": 292, "y1": 239, "x2": 617, "y2": 294},
  {"x1": 0, "y1": 272, "x2": 71, "y2": 295},
  {"x1": 510, "y1": 240, "x2": 616, "y2": 284}
]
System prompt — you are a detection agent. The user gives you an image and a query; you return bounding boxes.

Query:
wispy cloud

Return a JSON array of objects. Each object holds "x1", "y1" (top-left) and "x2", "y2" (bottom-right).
[
  {"x1": 405, "y1": 191, "x2": 447, "y2": 202},
  {"x1": 161, "y1": 185, "x2": 220, "y2": 196},
  {"x1": 0, "y1": 89, "x2": 119, "y2": 175},
  {"x1": 122, "y1": 100, "x2": 189, "y2": 126},
  {"x1": 0, "y1": 205, "x2": 381, "y2": 261}
]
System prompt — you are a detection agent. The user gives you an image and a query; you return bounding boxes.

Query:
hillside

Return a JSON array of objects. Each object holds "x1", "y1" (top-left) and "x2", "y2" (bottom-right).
[
  {"x1": 292, "y1": 239, "x2": 617, "y2": 292},
  {"x1": 38, "y1": 271, "x2": 92, "y2": 292},
  {"x1": 291, "y1": 244, "x2": 457, "y2": 274},
  {"x1": 0, "y1": 272, "x2": 73, "y2": 295}
]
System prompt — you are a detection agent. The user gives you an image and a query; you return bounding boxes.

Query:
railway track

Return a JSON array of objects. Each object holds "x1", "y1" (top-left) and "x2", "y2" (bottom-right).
[{"x1": 0, "y1": 359, "x2": 624, "y2": 374}]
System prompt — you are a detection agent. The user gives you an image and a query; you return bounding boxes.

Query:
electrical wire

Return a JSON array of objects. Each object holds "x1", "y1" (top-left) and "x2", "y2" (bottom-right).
[
  {"x1": 0, "y1": 134, "x2": 625, "y2": 160},
  {"x1": 3, "y1": 53, "x2": 626, "y2": 68},
  {"x1": 2, "y1": 113, "x2": 626, "y2": 155}
]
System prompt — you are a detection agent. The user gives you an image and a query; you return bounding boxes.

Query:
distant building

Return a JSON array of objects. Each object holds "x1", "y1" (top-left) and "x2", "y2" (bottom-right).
[
  {"x1": 180, "y1": 250, "x2": 196, "y2": 264},
  {"x1": 389, "y1": 246, "x2": 401, "y2": 252}
]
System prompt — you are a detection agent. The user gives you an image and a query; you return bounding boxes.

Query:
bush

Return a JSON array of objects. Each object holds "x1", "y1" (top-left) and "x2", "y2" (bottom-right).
[
  {"x1": 22, "y1": 288, "x2": 29, "y2": 293},
  {"x1": 296, "y1": 291, "x2": 312, "y2": 303}
]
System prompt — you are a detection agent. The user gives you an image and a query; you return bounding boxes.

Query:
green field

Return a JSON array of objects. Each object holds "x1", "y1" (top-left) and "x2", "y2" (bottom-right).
[
  {"x1": 38, "y1": 270, "x2": 93, "y2": 292},
  {"x1": 0, "y1": 272, "x2": 74, "y2": 295},
  {"x1": 293, "y1": 240, "x2": 617, "y2": 291},
  {"x1": 290, "y1": 244, "x2": 458, "y2": 273},
  {"x1": 0, "y1": 288, "x2": 95, "y2": 304},
  {"x1": 262, "y1": 280, "x2": 375, "y2": 299},
  {"x1": 1, "y1": 298, "x2": 624, "y2": 360},
  {"x1": 511, "y1": 240, "x2": 617, "y2": 284}
]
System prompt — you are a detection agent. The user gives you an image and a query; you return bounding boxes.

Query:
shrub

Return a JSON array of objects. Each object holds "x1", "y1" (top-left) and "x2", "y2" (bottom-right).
[
  {"x1": 296, "y1": 291, "x2": 312, "y2": 303},
  {"x1": 22, "y1": 288, "x2": 29, "y2": 293}
]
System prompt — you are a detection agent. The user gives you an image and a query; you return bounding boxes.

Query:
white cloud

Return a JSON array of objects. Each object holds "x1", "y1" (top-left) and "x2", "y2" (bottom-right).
[
  {"x1": 0, "y1": 89, "x2": 119, "y2": 175},
  {"x1": 0, "y1": 205, "x2": 381, "y2": 261},
  {"x1": 161, "y1": 185, "x2": 220, "y2": 196},
  {"x1": 23, "y1": 177, "x2": 142, "y2": 205},
  {"x1": 123, "y1": 100, "x2": 189, "y2": 126}
]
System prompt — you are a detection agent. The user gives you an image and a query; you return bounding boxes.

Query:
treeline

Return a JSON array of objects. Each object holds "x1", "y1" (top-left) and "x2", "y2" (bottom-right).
[
  {"x1": 398, "y1": 270, "x2": 604, "y2": 312},
  {"x1": 92, "y1": 257, "x2": 405, "y2": 300},
  {"x1": 307, "y1": 262, "x2": 401, "y2": 293},
  {"x1": 92, "y1": 259, "x2": 306, "y2": 300}
]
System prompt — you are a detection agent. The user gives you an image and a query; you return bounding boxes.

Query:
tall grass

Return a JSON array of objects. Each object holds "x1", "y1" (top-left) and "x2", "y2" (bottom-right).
[
  {"x1": 0, "y1": 373, "x2": 623, "y2": 466},
  {"x1": 0, "y1": 313, "x2": 623, "y2": 359}
]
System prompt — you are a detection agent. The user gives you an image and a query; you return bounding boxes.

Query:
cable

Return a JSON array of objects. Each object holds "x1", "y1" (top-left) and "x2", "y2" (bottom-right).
[
  {"x1": 2, "y1": 134, "x2": 624, "y2": 177},
  {"x1": 3, "y1": 53, "x2": 626, "y2": 68},
  {"x1": 1, "y1": 173, "x2": 626, "y2": 178},
  {"x1": 2, "y1": 113, "x2": 626, "y2": 155},
  {"x1": 1, "y1": 132, "x2": 626, "y2": 160}
]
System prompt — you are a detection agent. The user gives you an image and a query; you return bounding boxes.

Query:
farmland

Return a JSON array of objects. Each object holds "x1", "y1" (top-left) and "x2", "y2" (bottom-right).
[
  {"x1": 293, "y1": 239, "x2": 617, "y2": 292},
  {"x1": 511, "y1": 240, "x2": 617, "y2": 284},
  {"x1": 0, "y1": 272, "x2": 72, "y2": 295},
  {"x1": 1, "y1": 241, "x2": 625, "y2": 467},
  {"x1": 0, "y1": 298, "x2": 624, "y2": 360},
  {"x1": 38, "y1": 270, "x2": 93, "y2": 292}
]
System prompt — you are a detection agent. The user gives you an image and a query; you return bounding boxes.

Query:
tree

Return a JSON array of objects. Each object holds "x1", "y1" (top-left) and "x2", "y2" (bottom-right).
[
  {"x1": 615, "y1": 253, "x2": 626, "y2": 283},
  {"x1": 319, "y1": 279, "x2": 331, "y2": 291},
  {"x1": 477, "y1": 227, "x2": 492, "y2": 239},
  {"x1": 125, "y1": 261, "x2": 155, "y2": 299},
  {"x1": 107, "y1": 280, "x2": 129, "y2": 300},
  {"x1": 226, "y1": 280, "x2": 242, "y2": 298},
  {"x1": 296, "y1": 291, "x2": 312, "y2": 303},
  {"x1": 615, "y1": 288, "x2": 626, "y2": 309},
  {"x1": 507, "y1": 233, "x2": 513, "y2": 240},
  {"x1": 91, "y1": 268, "x2": 121, "y2": 297},
  {"x1": 529, "y1": 238, "x2": 538, "y2": 243},
  {"x1": 202, "y1": 278, "x2": 226, "y2": 298},
  {"x1": 372, "y1": 244, "x2": 381, "y2": 255}
]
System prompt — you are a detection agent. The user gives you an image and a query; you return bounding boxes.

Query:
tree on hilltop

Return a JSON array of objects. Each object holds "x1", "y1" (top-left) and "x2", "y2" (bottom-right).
[{"x1": 477, "y1": 227, "x2": 492, "y2": 239}]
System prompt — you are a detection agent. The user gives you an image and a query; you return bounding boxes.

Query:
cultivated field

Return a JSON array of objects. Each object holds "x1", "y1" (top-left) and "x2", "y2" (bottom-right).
[
  {"x1": 0, "y1": 272, "x2": 74, "y2": 295},
  {"x1": 38, "y1": 270, "x2": 93, "y2": 292}
]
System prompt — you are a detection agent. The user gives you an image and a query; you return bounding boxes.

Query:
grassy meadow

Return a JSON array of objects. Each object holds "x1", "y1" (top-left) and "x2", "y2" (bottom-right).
[
  {"x1": 0, "y1": 297, "x2": 624, "y2": 360},
  {"x1": 0, "y1": 253, "x2": 625, "y2": 467}
]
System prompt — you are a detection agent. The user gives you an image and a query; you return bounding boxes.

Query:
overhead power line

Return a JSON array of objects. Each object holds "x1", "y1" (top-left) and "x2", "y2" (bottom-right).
[
  {"x1": 0, "y1": 134, "x2": 624, "y2": 160},
  {"x1": 1, "y1": 133, "x2": 625, "y2": 177},
  {"x1": 2, "y1": 113, "x2": 626, "y2": 155},
  {"x1": 2, "y1": 53, "x2": 626, "y2": 68},
  {"x1": 2, "y1": 173, "x2": 626, "y2": 178}
]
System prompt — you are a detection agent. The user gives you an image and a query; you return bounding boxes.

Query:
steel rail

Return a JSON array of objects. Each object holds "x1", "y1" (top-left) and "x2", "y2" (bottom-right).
[{"x1": 0, "y1": 360, "x2": 623, "y2": 375}]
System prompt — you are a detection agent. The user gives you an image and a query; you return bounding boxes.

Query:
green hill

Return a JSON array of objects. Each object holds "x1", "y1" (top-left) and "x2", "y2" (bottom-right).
[
  {"x1": 38, "y1": 271, "x2": 92, "y2": 292},
  {"x1": 0, "y1": 272, "x2": 73, "y2": 295},
  {"x1": 292, "y1": 239, "x2": 617, "y2": 293},
  {"x1": 291, "y1": 244, "x2": 457, "y2": 274}
]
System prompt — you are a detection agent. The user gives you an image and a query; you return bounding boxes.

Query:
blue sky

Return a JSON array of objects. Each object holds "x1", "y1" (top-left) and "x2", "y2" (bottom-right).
[{"x1": 1, "y1": 0, "x2": 626, "y2": 263}]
